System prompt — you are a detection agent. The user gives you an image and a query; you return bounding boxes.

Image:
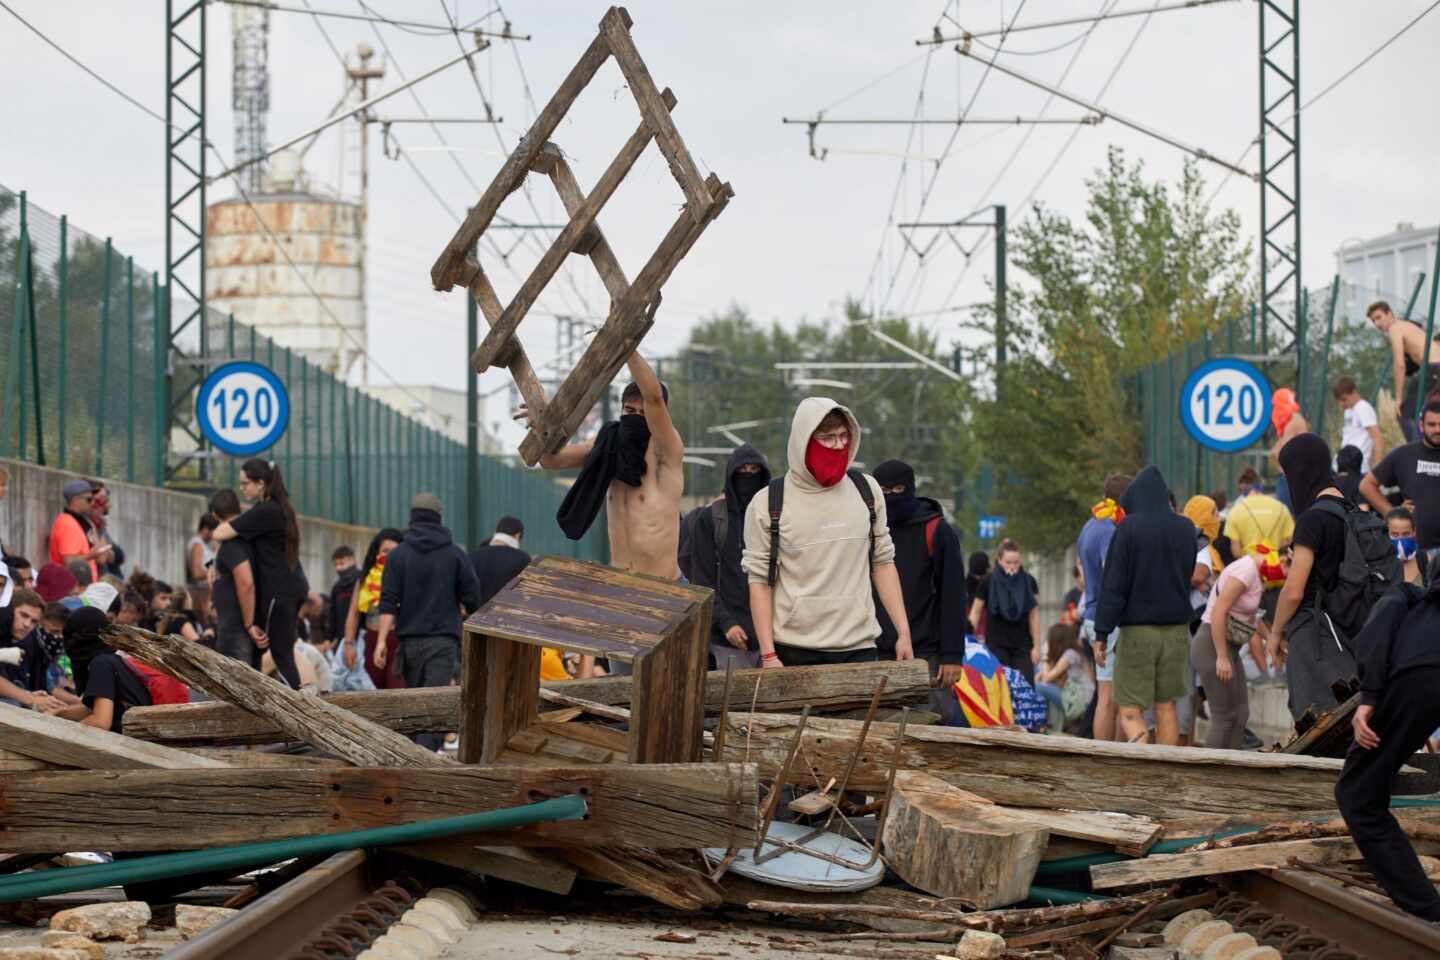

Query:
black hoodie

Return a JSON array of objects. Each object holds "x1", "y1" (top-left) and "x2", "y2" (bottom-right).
[
  {"x1": 327, "y1": 565, "x2": 361, "y2": 644},
  {"x1": 1353, "y1": 581, "x2": 1440, "y2": 706},
  {"x1": 1094, "y1": 466, "x2": 1198, "y2": 641},
  {"x1": 873, "y1": 495, "x2": 967, "y2": 664},
  {"x1": 691, "y1": 444, "x2": 771, "y2": 650},
  {"x1": 378, "y1": 509, "x2": 481, "y2": 640}
]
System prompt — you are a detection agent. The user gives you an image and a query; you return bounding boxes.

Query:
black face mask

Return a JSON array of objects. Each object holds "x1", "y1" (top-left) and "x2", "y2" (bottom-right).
[
  {"x1": 884, "y1": 490, "x2": 920, "y2": 525},
  {"x1": 732, "y1": 472, "x2": 767, "y2": 507},
  {"x1": 616, "y1": 414, "x2": 651, "y2": 486}
]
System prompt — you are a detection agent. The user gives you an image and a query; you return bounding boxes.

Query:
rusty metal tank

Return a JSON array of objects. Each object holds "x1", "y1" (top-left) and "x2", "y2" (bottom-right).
[{"x1": 205, "y1": 152, "x2": 364, "y2": 378}]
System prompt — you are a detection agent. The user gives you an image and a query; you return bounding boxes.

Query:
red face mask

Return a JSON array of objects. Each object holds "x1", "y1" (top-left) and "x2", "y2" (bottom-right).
[{"x1": 805, "y1": 437, "x2": 850, "y2": 487}]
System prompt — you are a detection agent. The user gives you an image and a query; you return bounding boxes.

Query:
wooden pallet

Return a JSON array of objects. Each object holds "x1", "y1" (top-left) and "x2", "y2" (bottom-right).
[{"x1": 429, "y1": 6, "x2": 732, "y2": 464}]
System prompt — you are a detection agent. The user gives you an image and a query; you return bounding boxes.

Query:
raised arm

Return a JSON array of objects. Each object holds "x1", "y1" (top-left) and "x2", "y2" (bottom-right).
[
  {"x1": 627, "y1": 352, "x2": 683, "y2": 464},
  {"x1": 1391, "y1": 326, "x2": 1409, "y2": 407}
]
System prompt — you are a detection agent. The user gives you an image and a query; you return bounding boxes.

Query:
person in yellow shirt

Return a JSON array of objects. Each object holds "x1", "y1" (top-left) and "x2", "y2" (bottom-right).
[{"x1": 1223, "y1": 468, "x2": 1295, "y2": 556}]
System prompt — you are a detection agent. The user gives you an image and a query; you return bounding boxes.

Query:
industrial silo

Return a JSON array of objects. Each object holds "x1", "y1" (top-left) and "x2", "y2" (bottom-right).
[{"x1": 205, "y1": 150, "x2": 365, "y2": 378}]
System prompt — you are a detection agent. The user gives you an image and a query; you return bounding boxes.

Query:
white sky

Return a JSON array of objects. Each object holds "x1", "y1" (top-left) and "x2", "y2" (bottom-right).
[{"x1": 3, "y1": 1, "x2": 1438, "y2": 442}]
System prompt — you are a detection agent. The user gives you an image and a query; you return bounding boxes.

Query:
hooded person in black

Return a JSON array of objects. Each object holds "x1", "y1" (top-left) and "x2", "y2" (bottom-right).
[
  {"x1": 1331, "y1": 579, "x2": 1440, "y2": 920},
  {"x1": 376, "y1": 492, "x2": 481, "y2": 750},
  {"x1": 690, "y1": 444, "x2": 771, "y2": 669},
  {"x1": 1271, "y1": 432, "x2": 1357, "y2": 720},
  {"x1": 1093, "y1": 465, "x2": 1198, "y2": 744},
  {"x1": 871, "y1": 460, "x2": 967, "y2": 720}
]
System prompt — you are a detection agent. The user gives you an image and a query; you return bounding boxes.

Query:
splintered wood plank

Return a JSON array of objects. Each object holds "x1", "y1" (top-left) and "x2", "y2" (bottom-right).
[
  {"x1": 390, "y1": 842, "x2": 578, "y2": 895},
  {"x1": 474, "y1": 637, "x2": 542, "y2": 764},
  {"x1": 430, "y1": 29, "x2": 612, "y2": 291},
  {"x1": 1088, "y1": 837, "x2": 1440, "y2": 889},
  {"x1": 1003, "y1": 808, "x2": 1163, "y2": 857},
  {"x1": 463, "y1": 262, "x2": 549, "y2": 418},
  {"x1": 0, "y1": 701, "x2": 229, "y2": 770},
  {"x1": 881, "y1": 772, "x2": 1047, "y2": 909},
  {"x1": 600, "y1": 8, "x2": 711, "y2": 220},
  {"x1": 471, "y1": 101, "x2": 676, "y2": 372},
  {"x1": 723, "y1": 713, "x2": 1357, "y2": 819},
  {"x1": 123, "y1": 660, "x2": 932, "y2": 746},
  {"x1": 563, "y1": 848, "x2": 722, "y2": 911},
  {"x1": 106, "y1": 623, "x2": 448, "y2": 768},
  {"x1": 0, "y1": 763, "x2": 760, "y2": 853},
  {"x1": 519, "y1": 175, "x2": 733, "y2": 463}
]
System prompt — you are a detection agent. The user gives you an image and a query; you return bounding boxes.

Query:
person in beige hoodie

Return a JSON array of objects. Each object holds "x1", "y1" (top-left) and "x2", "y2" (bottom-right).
[{"x1": 742, "y1": 398, "x2": 914, "y2": 668}]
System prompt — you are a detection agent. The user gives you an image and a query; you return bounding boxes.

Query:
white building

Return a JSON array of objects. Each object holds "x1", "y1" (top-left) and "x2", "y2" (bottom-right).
[
  {"x1": 361, "y1": 383, "x2": 500, "y2": 454},
  {"x1": 1336, "y1": 222, "x2": 1438, "y2": 324}
]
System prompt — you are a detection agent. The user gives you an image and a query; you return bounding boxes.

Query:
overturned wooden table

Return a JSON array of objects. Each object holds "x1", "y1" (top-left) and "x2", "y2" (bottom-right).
[{"x1": 459, "y1": 557, "x2": 712, "y2": 765}]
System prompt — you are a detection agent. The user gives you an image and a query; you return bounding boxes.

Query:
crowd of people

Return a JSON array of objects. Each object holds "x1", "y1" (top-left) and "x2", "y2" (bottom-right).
[{"x1": 6, "y1": 323, "x2": 1440, "y2": 919}]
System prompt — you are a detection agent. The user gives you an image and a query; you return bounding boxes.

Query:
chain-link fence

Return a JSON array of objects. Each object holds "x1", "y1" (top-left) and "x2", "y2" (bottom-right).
[{"x1": 1, "y1": 184, "x2": 606, "y2": 559}]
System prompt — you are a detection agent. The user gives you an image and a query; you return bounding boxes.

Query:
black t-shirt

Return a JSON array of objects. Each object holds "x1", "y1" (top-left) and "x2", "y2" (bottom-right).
[
  {"x1": 1292, "y1": 494, "x2": 1349, "y2": 606},
  {"x1": 212, "y1": 538, "x2": 254, "y2": 635},
  {"x1": 83, "y1": 652, "x2": 152, "y2": 732},
  {"x1": 1372, "y1": 442, "x2": 1440, "y2": 549},
  {"x1": 230, "y1": 501, "x2": 308, "y2": 607}
]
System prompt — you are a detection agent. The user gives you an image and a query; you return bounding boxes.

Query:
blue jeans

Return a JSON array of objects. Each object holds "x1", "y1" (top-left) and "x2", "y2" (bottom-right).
[{"x1": 1034, "y1": 681, "x2": 1065, "y2": 731}]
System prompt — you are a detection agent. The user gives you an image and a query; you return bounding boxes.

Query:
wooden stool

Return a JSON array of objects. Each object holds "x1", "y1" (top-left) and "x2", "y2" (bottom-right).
[{"x1": 459, "y1": 557, "x2": 711, "y2": 765}]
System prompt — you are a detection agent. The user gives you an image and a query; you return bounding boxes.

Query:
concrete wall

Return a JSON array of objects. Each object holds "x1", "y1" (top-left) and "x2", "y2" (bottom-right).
[{"x1": 0, "y1": 458, "x2": 375, "y2": 593}]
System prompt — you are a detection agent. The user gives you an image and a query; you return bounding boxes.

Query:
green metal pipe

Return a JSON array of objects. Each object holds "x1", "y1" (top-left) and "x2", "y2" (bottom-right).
[
  {"x1": 1415, "y1": 226, "x2": 1440, "y2": 422},
  {"x1": 126, "y1": 257, "x2": 136, "y2": 481},
  {"x1": 1034, "y1": 825, "x2": 1264, "y2": 879},
  {"x1": 95, "y1": 237, "x2": 112, "y2": 476},
  {"x1": 57, "y1": 214, "x2": 67, "y2": 469},
  {"x1": 1314, "y1": 275, "x2": 1340, "y2": 436},
  {"x1": 0, "y1": 794, "x2": 586, "y2": 904}
]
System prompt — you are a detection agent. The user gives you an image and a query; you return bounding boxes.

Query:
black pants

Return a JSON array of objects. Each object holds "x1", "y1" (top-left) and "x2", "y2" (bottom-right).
[
  {"x1": 399, "y1": 635, "x2": 460, "y2": 752},
  {"x1": 1335, "y1": 665, "x2": 1440, "y2": 921},
  {"x1": 991, "y1": 643, "x2": 1034, "y2": 685},
  {"x1": 260, "y1": 592, "x2": 303, "y2": 689},
  {"x1": 772, "y1": 643, "x2": 878, "y2": 668}
]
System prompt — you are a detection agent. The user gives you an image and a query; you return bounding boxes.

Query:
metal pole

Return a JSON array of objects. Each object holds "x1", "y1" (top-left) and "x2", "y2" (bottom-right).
[
  {"x1": 1314, "y1": 275, "x2": 1340, "y2": 435},
  {"x1": 95, "y1": 238, "x2": 113, "y2": 476},
  {"x1": 466, "y1": 291, "x2": 480, "y2": 550},
  {"x1": 1416, "y1": 227, "x2": 1440, "y2": 422},
  {"x1": 153, "y1": 279, "x2": 167, "y2": 486},
  {"x1": 995, "y1": 203, "x2": 1007, "y2": 391},
  {"x1": 301, "y1": 358, "x2": 310, "y2": 514},
  {"x1": 23, "y1": 220, "x2": 45, "y2": 464},
  {"x1": 57, "y1": 214, "x2": 67, "y2": 469},
  {"x1": 126, "y1": 257, "x2": 135, "y2": 481},
  {"x1": 922, "y1": 0, "x2": 1240, "y2": 42}
]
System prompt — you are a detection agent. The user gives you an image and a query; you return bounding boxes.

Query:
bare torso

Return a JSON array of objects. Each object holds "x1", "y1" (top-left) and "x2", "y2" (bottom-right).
[
  {"x1": 606, "y1": 442, "x2": 683, "y2": 578},
  {"x1": 1395, "y1": 322, "x2": 1440, "y2": 368}
]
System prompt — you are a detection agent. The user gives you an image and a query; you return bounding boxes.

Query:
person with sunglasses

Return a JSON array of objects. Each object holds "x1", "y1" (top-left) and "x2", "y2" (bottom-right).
[{"x1": 47, "y1": 479, "x2": 110, "y2": 583}]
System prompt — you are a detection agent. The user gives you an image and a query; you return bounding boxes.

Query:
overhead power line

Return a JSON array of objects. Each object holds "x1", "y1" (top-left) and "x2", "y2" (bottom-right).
[
  {"x1": 955, "y1": 45, "x2": 1257, "y2": 179},
  {"x1": 213, "y1": 0, "x2": 529, "y2": 39},
  {"x1": 919, "y1": 0, "x2": 1239, "y2": 44},
  {"x1": 782, "y1": 115, "x2": 1102, "y2": 126}
]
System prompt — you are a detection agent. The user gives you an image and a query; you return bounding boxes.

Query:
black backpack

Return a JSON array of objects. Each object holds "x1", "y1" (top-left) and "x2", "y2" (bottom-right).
[
  {"x1": 1311, "y1": 499, "x2": 1404, "y2": 640},
  {"x1": 677, "y1": 499, "x2": 728, "y2": 582},
  {"x1": 766, "y1": 469, "x2": 876, "y2": 587}
]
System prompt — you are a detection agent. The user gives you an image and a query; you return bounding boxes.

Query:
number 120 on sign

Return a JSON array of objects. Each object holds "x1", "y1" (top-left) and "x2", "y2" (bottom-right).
[
  {"x1": 196, "y1": 361, "x2": 291, "y2": 457},
  {"x1": 1178, "y1": 359, "x2": 1272, "y2": 453}
]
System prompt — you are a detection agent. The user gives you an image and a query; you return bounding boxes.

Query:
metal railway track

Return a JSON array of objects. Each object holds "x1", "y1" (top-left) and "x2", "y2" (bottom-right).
[
  {"x1": 1214, "y1": 868, "x2": 1440, "y2": 960},
  {"x1": 167, "y1": 850, "x2": 422, "y2": 960}
]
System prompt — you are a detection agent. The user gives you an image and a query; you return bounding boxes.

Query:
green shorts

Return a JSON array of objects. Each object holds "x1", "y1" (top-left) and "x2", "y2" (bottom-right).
[{"x1": 1113, "y1": 623, "x2": 1191, "y2": 709}]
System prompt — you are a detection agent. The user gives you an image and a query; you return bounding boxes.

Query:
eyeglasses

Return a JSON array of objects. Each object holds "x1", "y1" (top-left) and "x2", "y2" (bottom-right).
[{"x1": 813, "y1": 430, "x2": 850, "y2": 448}]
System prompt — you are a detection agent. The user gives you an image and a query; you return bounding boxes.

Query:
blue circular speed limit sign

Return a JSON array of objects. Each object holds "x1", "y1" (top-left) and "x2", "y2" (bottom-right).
[
  {"x1": 196, "y1": 361, "x2": 290, "y2": 456},
  {"x1": 1179, "y1": 359, "x2": 1272, "y2": 452}
]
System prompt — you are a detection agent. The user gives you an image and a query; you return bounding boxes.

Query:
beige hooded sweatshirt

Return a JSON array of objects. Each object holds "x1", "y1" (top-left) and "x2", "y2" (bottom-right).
[{"x1": 742, "y1": 397, "x2": 896, "y2": 653}]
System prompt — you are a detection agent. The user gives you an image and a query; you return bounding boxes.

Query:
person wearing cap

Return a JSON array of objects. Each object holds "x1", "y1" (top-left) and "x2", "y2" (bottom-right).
[
  {"x1": 48, "y1": 479, "x2": 110, "y2": 582},
  {"x1": 375, "y1": 491, "x2": 481, "y2": 751}
]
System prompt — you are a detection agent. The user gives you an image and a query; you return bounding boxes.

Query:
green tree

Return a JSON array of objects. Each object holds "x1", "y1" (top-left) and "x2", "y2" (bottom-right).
[{"x1": 972, "y1": 148, "x2": 1253, "y2": 553}]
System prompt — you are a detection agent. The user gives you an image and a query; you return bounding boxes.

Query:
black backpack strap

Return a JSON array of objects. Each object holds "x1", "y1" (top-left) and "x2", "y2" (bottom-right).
[
  {"x1": 709, "y1": 498, "x2": 729, "y2": 581},
  {"x1": 766, "y1": 477, "x2": 786, "y2": 587},
  {"x1": 847, "y1": 469, "x2": 877, "y2": 574}
]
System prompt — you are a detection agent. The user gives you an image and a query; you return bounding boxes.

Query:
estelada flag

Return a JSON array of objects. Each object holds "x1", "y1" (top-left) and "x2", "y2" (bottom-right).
[{"x1": 955, "y1": 637, "x2": 1014, "y2": 728}]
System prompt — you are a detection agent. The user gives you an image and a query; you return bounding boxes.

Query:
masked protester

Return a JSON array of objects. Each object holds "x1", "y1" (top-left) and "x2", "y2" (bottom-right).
[
  {"x1": 1385, "y1": 508, "x2": 1429, "y2": 586},
  {"x1": 741, "y1": 399, "x2": 912, "y2": 670},
  {"x1": 690, "y1": 445, "x2": 771, "y2": 670},
  {"x1": 871, "y1": 459, "x2": 966, "y2": 721},
  {"x1": 1270, "y1": 433, "x2": 1359, "y2": 720}
]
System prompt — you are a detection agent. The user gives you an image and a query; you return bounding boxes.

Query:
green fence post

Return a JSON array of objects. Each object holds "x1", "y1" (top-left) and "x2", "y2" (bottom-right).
[
  {"x1": 282, "y1": 346, "x2": 292, "y2": 496},
  {"x1": 330, "y1": 376, "x2": 338, "y2": 523},
  {"x1": 1417, "y1": 226, "x2": 1440, "y2": 422},
  {"x1": 1296, "y1": 289, "x2": 1308, "y2": 414},
  {"x1": 153, "y1": 277, "x2": 167, "y2": 486},
  {"x1": 126, "y1": 257, "x2": 135, "y2": 482},
  {"x1": 301, "y1": 358, "x2": 310, "y2": 516},
  {"x1": 1314, "y1": 275, "x2": 1340, "y2": 436},
  {"x1": 57, "y1": 214, "x2": 67, "y2": 470},
  {"x1": 94, "y1": 237, "x2": 113, "y2": 476}
]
